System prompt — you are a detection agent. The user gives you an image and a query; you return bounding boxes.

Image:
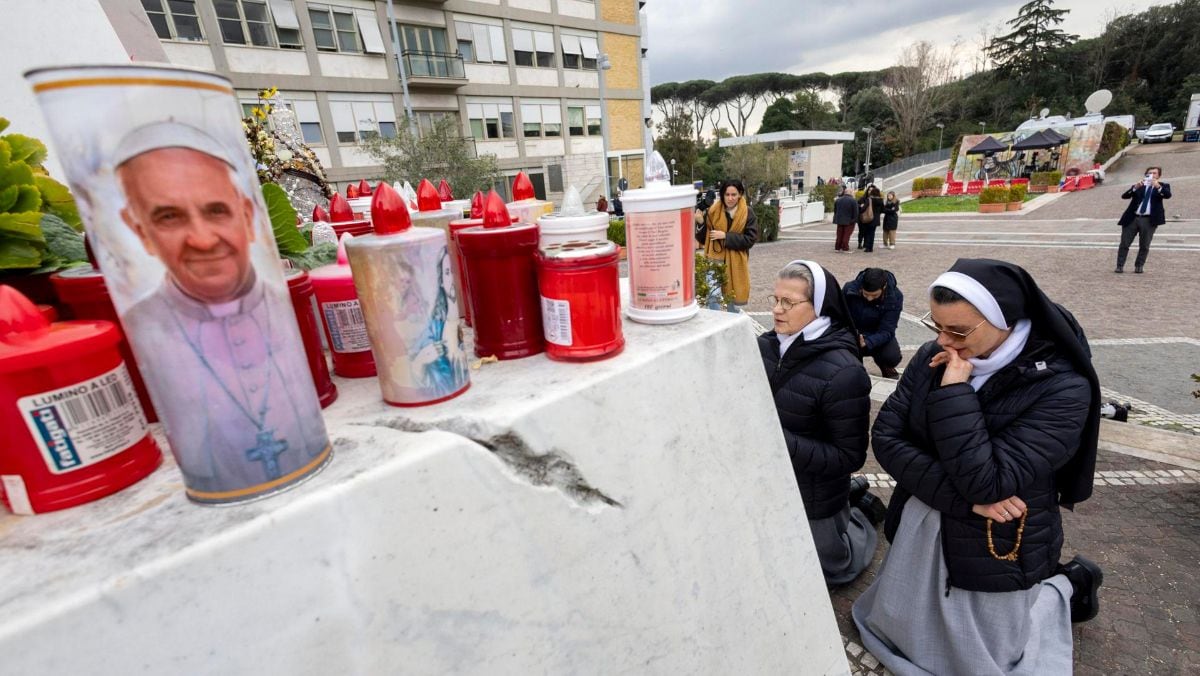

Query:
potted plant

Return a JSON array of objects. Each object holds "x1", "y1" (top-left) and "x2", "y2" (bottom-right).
[
  {"x1": 1028, "y1": 172, "x2": 1048, "y2": 194},
  {"x1": 608, "y1": 217, "x2": 626, "y2": 259},
  {"x1": 911, "y1": 177, "x2": 925, "y2": 199},
  {"x1": 1007, "y1": 183, "x2": 1027, "y2": 210},
  {"x1": 1045, "y1": 171, "x2": 1063, "y2": 193},
  {"x1": 977, "y1": 186, "x2": 1007, "y2": 213},
  {"x1": 924, "y1": 176, "x2": 944, "y2": 197},
  {"x1": 0, "y1": 117, "x2": 87, "y2": 306}
]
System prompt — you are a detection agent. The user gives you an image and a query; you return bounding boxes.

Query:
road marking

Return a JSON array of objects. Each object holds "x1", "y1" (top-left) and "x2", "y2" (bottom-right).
[
  {"x1": 773, "y1": 236, "x2": 1200, "y2": 251},
  {"x1": 787, "y1": 230, "x2": 1200, "y2": 237}
]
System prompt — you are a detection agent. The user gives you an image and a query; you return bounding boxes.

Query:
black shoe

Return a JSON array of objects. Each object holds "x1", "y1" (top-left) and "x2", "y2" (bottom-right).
[
  {"x1": 1135, "y1": 266, "x2": 1144, "y2": 274},
  {"x1": 1058, "y1": 555, "x2": 1103, "y2": 623},
  {"x1": 880, "y1": 366, "x2": 899, "y2": 379},
  {"x1": 857, "y1": 492, "x2": 887, "y2": 527},
  {"x1": 1114, "y1": 267, "x2": 1123, "y2": 273},
  {"x1": 849, "y1": 475, "x2": 869, "y2": 506}
]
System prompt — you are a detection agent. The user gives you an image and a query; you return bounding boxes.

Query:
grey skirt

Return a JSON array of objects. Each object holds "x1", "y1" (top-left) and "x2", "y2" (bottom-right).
[
  {"x1": 852, "y1": 497, "x2": 1073, "y2": 675},
  {"x1": 810, "y1": 503, "x2": 877, "y2": 587}
]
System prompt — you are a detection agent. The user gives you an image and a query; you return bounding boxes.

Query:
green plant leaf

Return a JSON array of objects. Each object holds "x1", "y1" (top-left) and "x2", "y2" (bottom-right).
[
  {"x1": 0, "y1": 118, "x2": 9, "y2": 135},
  {"x1": 0, "y1": 185, "x2": 17, "y2": 212},
  {"x1": 261, "y1": 182, "x2": 308, "y2": 256},
  {"x1": 11, "y1": 185, "x2": 41, "y2": 213},
  {"x1": 0, "y1": 160, "x2": 35, "y2": 191},
  {"x1": 0, "y1": 211, "x2": 46, "y2": 242},
  {"x1": 40, "y1": 213, "x2": 86, "y2": 265},
  {"x1": 0, "y1": 139, "x2": 11, "y2": 167},
  {"x1": 0, "y1": 238, "x2": 44, "y2": 270},
  {"x1": 4, "y1": 134, "x2": 48, "y2": 167},
  {"x1": 33, "y1": 175, "x2": 81, "y2": 228}
]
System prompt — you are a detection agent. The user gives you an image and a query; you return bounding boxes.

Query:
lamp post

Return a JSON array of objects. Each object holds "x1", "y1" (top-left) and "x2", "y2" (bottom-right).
[
  {"x1": 936, "y1": 122, "x2": 945, "y2": 149},
  {"x1": 598, "y1": 53, "x2": 613, "y2": 200},
  {"x1": 979, "y1": 121, "x2": 986, "y2": 135},
  {"x1": 385, "y1": 0, "x2": 416, "y2": 136},
  {"x1": 670, "y1": 158, "x2": 677, "y2": 185},
  {"x1": 861, "y1": 126, "x2": 874, "y2": 179}
]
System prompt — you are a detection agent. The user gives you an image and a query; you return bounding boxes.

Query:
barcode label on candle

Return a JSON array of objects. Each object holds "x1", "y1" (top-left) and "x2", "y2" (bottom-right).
[
  {"x1": 322, "y1": 299, "x2": 372, "y2": 353},
  {"x1": 17, "y1": 364, "x2": 149, "y2": 475},
  {"x1": 541, "y1": 296, "x2": 573, "y2": 346}
]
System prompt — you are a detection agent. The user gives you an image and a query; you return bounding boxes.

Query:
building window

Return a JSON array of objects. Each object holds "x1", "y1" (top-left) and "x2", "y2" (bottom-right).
[
  {"x1": 561, "y1": 34, "x2": 599, "y2": 70},
  {"x1": 309, "y1": 4, "x2": 362, "y2": 53},
  {"x1": 141, "y1": 0, "x2": 204, "y2": 42},
  {"x1": 567, "y1": 104, "x2": 602, "y2": 136},
  {"x1": 293, "y1": 101, "x2": 325, "y2": 144},
  {"x1": 467, "y1": 101, "x2": 515, "y2": 140},
  {"x1": 399, "y1": 25, "x2": 464, "y2": 78},
  {"x1": 415, "y1": 111, "x2": 459, "y2": 137},
  {"x1": 521, "y1": 102, "x2": 562, "y2": 138},
  {"x1": 330, "y1": 99, "x2": 397, "y2": 143},
  {"x1": 511, "y1": 27, "x2": 555, "y2": 68},
  {"x1": 455, "y1": 20, "x2": 506, "y2": 64}
]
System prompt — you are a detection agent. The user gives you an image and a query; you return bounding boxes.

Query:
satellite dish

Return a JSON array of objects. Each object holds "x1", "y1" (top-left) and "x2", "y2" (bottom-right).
[
  {"x1": 618, "y1": 177, "x2": 629, "y2": 192},
  {"x1": 1084, "y1": 89, "x2": 1113, "y2": 114},
  {"x1": 1039, "y1": 107, "x2": 1050, "y2": 119}
]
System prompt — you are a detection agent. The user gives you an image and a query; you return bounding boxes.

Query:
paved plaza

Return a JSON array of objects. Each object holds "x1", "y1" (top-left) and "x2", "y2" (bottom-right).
[{"x1": 742, "y1": 142, "x2": 1200, "y2": 674}]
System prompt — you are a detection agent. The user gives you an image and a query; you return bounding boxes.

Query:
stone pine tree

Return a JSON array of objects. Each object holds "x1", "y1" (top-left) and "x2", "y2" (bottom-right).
[{"x1": 987, "y1": 0, "x2": 1078, "y2": 75}]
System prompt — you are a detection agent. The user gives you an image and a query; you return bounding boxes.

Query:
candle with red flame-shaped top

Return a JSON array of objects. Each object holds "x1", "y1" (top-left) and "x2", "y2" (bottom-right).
[
  {"x1": 437, "y1": 180, "x2": 454, "y2": 201},
  {"x1": 506, "y1": 170, "x2": 554, "y2": 226},
  {"x1": 0, "y1": 285, "x2": 161, "y2": 515},
  {"x1": 358, "y1": 179, "x2": 373, "y2": 196},
  {"x1": 329, "y1": 192, "x2": 373, "y2": 238},
  {"x1": 410, "y1": 178, "x2": 460, "y2": 246},
  {"x1": 344, "y1": 183, "x2": 469, "y2": 406},
  {"x1": 448, "y1": 190, "x2": 517, "y2": 328},
  {"x1": 346, "y1": 183, "x2": 359, "y2": 199},
  {"x1": 309, "y1": 235, "x2": 377, "y2": 378},
  {"x1": 458, "y1": 191, "x2": 544, "y2": 359},
  {"x1": 437, "y1": 179, "x2": 470, "y2": 218},
  {"x1": 313, "y1": 204, "x2": 330, "y2": 222},
  {"x1": 348, "y1": 180, "x2": 375, "y2": 223},
  {"x1": 536, "y1": 240, "x2": 624, "y2": 361}
]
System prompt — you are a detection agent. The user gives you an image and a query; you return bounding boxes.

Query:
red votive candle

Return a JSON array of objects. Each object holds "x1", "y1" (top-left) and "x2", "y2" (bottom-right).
[
  {"x1": 308, "y1": 235, "x2": 377, "y2": 378},
  {"x1": 284, "y1": 269, "x2": 338, "y2": 408},
  {"x1": 536, "y1": 240, "x2": 624, "y2": 361},
  {"x1": 0, "y1": 285, "x2": 161, "y2": 515},
  {"x1": 457, "y1": 191, "x2": 544, "y2": 359}
]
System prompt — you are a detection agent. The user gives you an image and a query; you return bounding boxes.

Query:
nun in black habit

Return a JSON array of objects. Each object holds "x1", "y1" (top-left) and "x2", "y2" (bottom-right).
[
  {"x1": 758, "y1": 260, "x2": 879, "y2": 586},
  {"x1": 854, "y1": 258, "x2": 1104, "y2": 675}
]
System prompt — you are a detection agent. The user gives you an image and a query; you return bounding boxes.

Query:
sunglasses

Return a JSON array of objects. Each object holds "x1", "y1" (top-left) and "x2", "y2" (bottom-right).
[
  {"x1": 920, "y1": 311, "x2": 987, "y2": 340},
  {"x1": 767, "y1": 295, "x2": 811, "y2": 312}
]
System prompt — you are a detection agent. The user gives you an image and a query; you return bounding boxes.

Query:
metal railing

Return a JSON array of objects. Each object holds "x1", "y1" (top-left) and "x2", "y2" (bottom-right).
[
  {"x1": 871, "y1": 147, "x2": 953, "y2": 180},
  {"x1": 401, "y1": 50, "x2": 466, "y2": 79}
]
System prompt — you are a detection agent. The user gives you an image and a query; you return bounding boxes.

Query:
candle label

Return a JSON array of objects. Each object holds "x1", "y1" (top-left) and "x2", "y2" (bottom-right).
[
  {"x1": 322, "y1": 299, "x2": 372, "y2": 353},
  {"x1": 626, "y1": 208, "x2": 691, "y2": 310},
  {"x1": 540, "y1": 296, "x2": 573, "y2": 346},
  {"x1": 17, "y1": 364, "x2": 149, "y2": 475},
  {"x1": 1, "y1": 476, "x2": 34, "y2": 515}
]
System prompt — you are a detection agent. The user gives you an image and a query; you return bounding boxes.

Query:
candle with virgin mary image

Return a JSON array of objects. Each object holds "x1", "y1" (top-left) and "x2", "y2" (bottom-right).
[{"x1": 27, "y1": 65, "x2": 332, "y2": 504}]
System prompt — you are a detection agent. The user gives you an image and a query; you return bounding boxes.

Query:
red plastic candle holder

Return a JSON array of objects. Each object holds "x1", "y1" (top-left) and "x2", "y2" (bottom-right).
[
  {"x1": 284, "y1": 269, "x2": 338, "y2": 408},
  {"x1": 536, "y1": 240, "x2": 624, "y2": 361}
]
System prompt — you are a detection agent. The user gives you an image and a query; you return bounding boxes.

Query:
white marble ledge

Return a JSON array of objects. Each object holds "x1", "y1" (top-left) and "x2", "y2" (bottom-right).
[{"x1": 0, "y1": 309, "x2": 848, "y2": 674}]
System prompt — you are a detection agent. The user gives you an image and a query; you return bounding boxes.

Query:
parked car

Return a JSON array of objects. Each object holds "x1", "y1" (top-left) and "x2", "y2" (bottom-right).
[{"x1": 1142, "y1": 123, "x2": 1175, "y2": 143}]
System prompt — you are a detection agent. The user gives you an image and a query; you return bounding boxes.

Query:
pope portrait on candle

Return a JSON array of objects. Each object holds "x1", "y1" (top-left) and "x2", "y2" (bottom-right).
[{"x1": 114, "y1": 121, "x2": 330, "y2": 500}]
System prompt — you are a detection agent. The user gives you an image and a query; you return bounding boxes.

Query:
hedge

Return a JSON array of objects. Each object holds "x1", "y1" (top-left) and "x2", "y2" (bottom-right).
[{"x1": 978, "y1": 186, "x2": 1009, "y2": 205}]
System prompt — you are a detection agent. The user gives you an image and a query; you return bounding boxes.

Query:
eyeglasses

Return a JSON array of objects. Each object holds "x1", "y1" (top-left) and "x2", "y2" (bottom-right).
[
  {"x1": 767, "y1": 295, "x2": 811, "y2": 312},
  {"x1": 920, "y1": 311, "x2": 987, "y2": 340}
]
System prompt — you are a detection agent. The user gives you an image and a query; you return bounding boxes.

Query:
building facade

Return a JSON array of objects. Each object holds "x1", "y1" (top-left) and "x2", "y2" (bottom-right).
[{"x1": 100, "y1": 0, "x2": 650, "y2": 202}]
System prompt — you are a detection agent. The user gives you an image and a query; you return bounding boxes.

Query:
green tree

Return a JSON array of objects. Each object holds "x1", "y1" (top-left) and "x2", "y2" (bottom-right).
[
  {"x1": 362, "y1": 117, "x2": 500, "y2": 195},
  {"x1": 654, "y1": 110, "x2": 699, "y2": 185},
  {"x1": 988, "y1": 0, "x2": 1078, "y2": 76},
  {"x1": 757, "y1": 91, "x2": 837, "y2": 133},
  {"x1": 721, "y1": 143, "x2": 787, "y2": 205}
]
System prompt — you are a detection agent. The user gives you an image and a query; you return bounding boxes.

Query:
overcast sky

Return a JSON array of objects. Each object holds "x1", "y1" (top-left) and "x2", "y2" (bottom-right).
[{"x1": 645, "y1": 0, "x2": 1176, "y2": 85}]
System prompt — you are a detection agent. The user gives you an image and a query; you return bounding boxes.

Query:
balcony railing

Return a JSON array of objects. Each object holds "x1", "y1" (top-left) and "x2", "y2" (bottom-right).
[{"x1": 402, "y1": 50, "x2": 466, "y2": 80}]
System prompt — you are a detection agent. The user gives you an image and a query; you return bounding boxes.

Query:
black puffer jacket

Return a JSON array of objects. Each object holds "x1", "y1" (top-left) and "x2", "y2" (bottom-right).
[
  {"x1": 760, "y1": 326, "x2": 872, "y2": 520},
  {"x1": 871, "y1": 334, "x2": 1092, "y2": 593}
]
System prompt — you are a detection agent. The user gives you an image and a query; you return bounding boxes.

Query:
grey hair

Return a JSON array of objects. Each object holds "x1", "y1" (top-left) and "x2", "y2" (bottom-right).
[{"x1": 777, "y1": 262, "x2": 815, "y2": 302}]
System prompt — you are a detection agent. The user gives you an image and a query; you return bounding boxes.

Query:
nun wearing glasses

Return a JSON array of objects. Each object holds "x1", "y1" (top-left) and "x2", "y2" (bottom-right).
[
  {"x1": 854, "y1": 258, "x2": 1104, "y2": 675},
  {"x1": 758, "y1": 260, "x2": 881, "y2": 586}
]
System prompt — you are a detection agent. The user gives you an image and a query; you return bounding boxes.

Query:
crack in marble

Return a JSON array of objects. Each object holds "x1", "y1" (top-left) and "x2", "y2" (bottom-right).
[{"x1": 356, "y1": 419, "x2": 624, "y2": 510}]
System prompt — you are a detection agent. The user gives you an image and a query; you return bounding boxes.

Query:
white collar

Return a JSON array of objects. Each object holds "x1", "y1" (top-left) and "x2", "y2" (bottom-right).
[
  {"x1": 968, "y1": 319, "x2": 1032, "y2": 391},
  {"x1": 776, "y1": 316, "x2": 831, "y2": 355}
]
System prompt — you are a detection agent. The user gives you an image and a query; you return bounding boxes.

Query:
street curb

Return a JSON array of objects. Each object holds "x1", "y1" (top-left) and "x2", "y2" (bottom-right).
[
  {"x1": 869, "y1": 378, "x2": 1200, "y2": 470},
  {"x1": 1097, "y1": 419, "x2": 1200, "y2": 470}
]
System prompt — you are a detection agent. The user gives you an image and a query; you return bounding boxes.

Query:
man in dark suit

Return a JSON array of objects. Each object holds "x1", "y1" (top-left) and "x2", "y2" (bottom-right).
[{"x1": 1116, "y1": 165, "x2": 1171, "y2": 274}]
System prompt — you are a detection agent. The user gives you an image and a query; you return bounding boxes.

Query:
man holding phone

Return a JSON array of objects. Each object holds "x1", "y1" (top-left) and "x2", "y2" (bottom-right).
[{"x1": 1115, "y1": 166, "x2": 1171, "y2": 274}]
